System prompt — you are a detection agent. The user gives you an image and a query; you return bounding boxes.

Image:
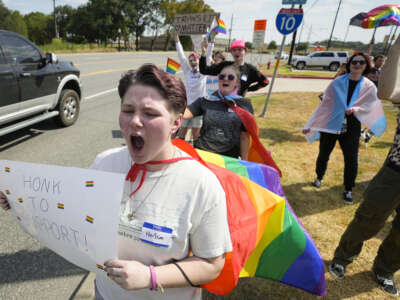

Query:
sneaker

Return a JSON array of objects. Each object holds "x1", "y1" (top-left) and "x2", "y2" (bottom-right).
[
  {"x1": 374, "y1": 272, "x2": 399, "y2": 296},
  {"x1": 311, "y1": 179, "x2": 322, "y2": 188},
  {"x1": 328, "y1": 262, "x2": 346, "y2": 280},
  {"x1": 343, "y1": 190, "x2": 354, "y2": 205}
]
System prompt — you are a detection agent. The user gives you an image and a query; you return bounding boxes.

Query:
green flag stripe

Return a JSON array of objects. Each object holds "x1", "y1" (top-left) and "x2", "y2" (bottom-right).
[
  {"x1": 254, "y1": 207, "x2": 307, "y2": 280},
  {"x1": 223, "y1": 155, "x2": 249, "y2": 178}
]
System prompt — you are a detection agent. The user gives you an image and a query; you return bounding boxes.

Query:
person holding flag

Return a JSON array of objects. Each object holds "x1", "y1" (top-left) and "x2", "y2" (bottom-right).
[{"x1": 173, "y1": 31, "x2": 207, "y2": 142}]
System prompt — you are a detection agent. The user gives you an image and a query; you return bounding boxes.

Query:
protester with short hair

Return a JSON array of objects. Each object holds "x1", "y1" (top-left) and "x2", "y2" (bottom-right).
[
  {"x1": 328, "y1": 35, "x2": 400, "y2": 297},
  {"x1": 174, "y1": 31, "x2": 207, "y2": 142},
  {"x1": 199, "y1": 38, "x2": 268, "y2": 97},
  {"x1": 303, "y1": 52, "x2": 386, "y2": 204},
  {"x1": 1, "y1": 64, "x2": 232, "y2": 300},
  {"x1": 183, "y1": 64, "x2": 253, "y2": 159},
  {"x1": 368, "y1": 55, "x2": 385, "y2": 87}
]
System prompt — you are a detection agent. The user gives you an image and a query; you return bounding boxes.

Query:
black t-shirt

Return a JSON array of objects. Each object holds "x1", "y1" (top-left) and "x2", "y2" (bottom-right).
[
  {"x1": 199, "y1": 57, "x2": 268, "y2": 96},
  {"x1": 346, "y1": 79, "x2": 361, "y2": 131},
  {"x1": 188, "y1": 97, "x2": 253, "y2": 158}
]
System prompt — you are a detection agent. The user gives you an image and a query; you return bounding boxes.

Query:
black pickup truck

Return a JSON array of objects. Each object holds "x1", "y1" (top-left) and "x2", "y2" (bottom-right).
[{"x1": 0, "y1": 30, "x2": 82, "y2": 136}]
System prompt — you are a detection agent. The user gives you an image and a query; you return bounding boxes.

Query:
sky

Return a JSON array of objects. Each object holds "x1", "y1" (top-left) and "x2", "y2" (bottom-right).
[{"x1": 3, "y1": 0, "x2": 397, "y2": 45}]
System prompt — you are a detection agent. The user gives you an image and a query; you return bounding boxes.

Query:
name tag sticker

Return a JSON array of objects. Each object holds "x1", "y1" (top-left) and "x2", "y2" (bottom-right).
[
  {"x1": 140, "y1": 222, "x2": 173, "y2": 248},
  {"x1": 241, "y1": 74, "x2": 248, "y2": 82}
]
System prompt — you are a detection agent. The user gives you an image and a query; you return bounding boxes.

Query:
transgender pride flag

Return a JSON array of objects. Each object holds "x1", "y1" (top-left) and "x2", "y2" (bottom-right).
[{"x1": 304, "y1": 73, "x2": 386, "y2": 143}]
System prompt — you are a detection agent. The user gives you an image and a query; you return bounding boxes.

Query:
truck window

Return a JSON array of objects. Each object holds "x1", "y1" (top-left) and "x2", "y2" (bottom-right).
[
  {"x1": 2, "y1": 34, "x2": 41, "y2": 65},
  {"x1": 337, "y1": 52, "x2": 347, "y2": 57},
  {"x1": 321, "y1": 52, "x2": 334, "y2": 57}
]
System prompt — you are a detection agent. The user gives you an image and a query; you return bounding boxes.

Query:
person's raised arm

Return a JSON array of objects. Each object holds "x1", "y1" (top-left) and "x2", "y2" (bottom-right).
[
  {"x1": 174, "y1": 30, "x2": 190, "y2": 73},
  {"x1": 378, "y1": 35, "x2": 400, "y2": 102},
  {"x1": 183, "y1": 108, "x2": 194, "y2": 120},
  {"x1": 199, "y1": 56, "x2": 225, "y2": 76}
]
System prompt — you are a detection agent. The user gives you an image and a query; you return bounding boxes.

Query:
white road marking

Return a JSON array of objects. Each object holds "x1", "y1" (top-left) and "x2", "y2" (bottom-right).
[{"x1": 85, "y1": 88, "x2": 117, "y2": 100}]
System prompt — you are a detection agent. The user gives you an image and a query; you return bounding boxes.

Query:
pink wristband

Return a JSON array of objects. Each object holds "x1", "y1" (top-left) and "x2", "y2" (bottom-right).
[{"x1": 149, "y1": 265, "x2": 157, "y2": 291}]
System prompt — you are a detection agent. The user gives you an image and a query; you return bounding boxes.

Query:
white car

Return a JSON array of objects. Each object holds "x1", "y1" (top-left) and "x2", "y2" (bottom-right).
[
  {"x1": 274, "y1": 51, "x2": 289, "y2": 60},
  {"x1": 291, "y1": 51, "x2": 349, "y2": 71}
]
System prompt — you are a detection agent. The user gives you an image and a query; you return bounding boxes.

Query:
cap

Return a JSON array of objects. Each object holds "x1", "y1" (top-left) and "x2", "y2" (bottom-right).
[{"x1": 229, "y1": 40, "x2": 246, "y2": 50}]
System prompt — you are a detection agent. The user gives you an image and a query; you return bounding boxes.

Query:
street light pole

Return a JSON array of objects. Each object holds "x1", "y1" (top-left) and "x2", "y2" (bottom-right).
[
  {"x1": 53, "y1": 0, "x2": 59, "y2": 39},
  {"x1": 327, "y1": 0, "x2": 342, "y2": 50}
]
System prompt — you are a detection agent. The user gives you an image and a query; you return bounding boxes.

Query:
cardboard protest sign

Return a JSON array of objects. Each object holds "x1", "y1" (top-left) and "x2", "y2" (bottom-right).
[
  {"x1": 174, "y1": 12, "x2": 220, "y2": 35},
  {"x1": 0, "y1": 160, "x2": 125, "y2": 275}
]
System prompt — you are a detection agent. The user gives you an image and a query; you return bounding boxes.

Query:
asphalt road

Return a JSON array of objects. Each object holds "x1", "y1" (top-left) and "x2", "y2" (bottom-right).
[{"x1": 0, "y1": 51, "x2": 323, "y2": 300}]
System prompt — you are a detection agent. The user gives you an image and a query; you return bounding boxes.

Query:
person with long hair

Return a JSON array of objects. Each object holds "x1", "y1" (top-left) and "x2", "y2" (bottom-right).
[
  {"x1": 303, "y1": 52, "x2": 386, "y2": 204},
  {"x1": 2, "y1": 64, "x2": 232, "y2": 300},
  {"x1": 328, "y1": 36, "x2": 400, "y2": 297}
]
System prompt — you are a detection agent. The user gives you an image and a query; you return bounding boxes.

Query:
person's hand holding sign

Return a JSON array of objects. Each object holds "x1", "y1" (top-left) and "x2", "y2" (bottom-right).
[
  {"x1": 0, "y1": 191, "x2": 10, "y2": 211},
  {"x1": 104, "y1": 259, "x2": 151, "y2": 290}
]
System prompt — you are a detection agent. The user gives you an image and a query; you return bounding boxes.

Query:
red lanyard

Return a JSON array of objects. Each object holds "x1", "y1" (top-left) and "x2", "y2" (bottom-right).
[{"x1": 125, "y1": 156, "x2": 193, "y2": 197}]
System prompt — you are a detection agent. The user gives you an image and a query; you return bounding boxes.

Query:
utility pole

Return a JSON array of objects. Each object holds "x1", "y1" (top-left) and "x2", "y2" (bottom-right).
[
  {"x1": 228, "y1": 14, "x2": 233, "y2": 50},
  {"x1": 288, "y1": 4, "x2": 302, "y2": 65},
  {"x1": 327, "y1": 0, "x2": 342, "y2": 50},
  {"x1": 53, "y1": 0, "x2": 59, "y2": 39}
]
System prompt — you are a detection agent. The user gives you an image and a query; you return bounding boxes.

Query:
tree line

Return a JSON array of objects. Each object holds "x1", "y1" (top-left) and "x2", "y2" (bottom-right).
[{"x1": 0, "y1": 0, "x2": 213, "y2": 50}]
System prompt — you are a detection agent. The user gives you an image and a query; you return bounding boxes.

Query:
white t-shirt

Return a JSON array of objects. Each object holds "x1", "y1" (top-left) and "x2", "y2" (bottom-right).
[
  {"x1": 176, "y1": 41, "x2": 207, "y2": 105},
  {"x1": 90, "y1": 146, "x2": 232, "y2": 300}
]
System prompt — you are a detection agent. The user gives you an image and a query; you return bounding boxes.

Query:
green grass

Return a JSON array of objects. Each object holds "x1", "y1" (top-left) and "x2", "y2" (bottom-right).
[
  {"x1": 39, "y1": 39, "x2": 118, "y2": 53},
  {"x1": 203, "y1": 92, "x2": 399, "y2": 300},
  {"x1": 258, "y1": 63, "x2": 335, "y2": 78}
]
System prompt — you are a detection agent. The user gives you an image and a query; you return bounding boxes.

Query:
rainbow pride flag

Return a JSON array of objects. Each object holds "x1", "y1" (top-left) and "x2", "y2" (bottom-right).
[
  {"x1": 5, "y1": 167, "x2": 10, "y2": 172},
  {"x1": 214, "y1": 19, "x2": 227, "y2": 34},
  {"x1": 86, "y1": 216, "x2": 94, "y2": 223},
  {"x1": 57, "y1": 203, "x2": 64, "y2": 209},
  {"x1": 17, "y1": 198, "x2": 23, "y2": 203},
  {"x1": 173, "y1": 139, "x2": 326, "y2": 296},
  {"x1": 85, "y1": 181, "x2": 94, "y2": 187},
  {"x1": 363, "y1": 4, "x2": 400, "y2": 28},
  {"x1": 166, "y1": 58, "x2": 180, "y2": 74}
]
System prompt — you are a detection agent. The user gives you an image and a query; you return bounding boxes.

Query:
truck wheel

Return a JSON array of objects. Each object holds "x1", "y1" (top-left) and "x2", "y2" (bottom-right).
[
  {"x1": 56, "y1": 89, "x2": 80, "y2": 127},
  {"x1": 329, "y1": 62, "x2": 339, "y2": 72},
  {"x1": 296, "y1": 62, "x2": 305, "y2": 70}
]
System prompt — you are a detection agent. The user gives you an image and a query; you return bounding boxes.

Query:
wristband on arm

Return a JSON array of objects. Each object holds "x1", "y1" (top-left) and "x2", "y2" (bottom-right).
[{"x1": 149, "y1": 265, "x2": 164, "y2": 293}]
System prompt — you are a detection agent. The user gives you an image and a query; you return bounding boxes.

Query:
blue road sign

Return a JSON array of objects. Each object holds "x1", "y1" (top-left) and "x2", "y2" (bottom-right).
[
  {"x1": 276, "y1": 8, "x2": 304, "y2": 35},
  {"x1": 282, "y1": 0, "x2": 307, "y2": 4}
]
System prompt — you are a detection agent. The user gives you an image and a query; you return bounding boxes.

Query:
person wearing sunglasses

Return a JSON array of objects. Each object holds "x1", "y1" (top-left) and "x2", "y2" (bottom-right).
[
  {"x1": 183, "y1": 65, "x2": 253, "y2": 159},
  {"x1": 199, "y1": 38, "x2": 268, "y2": 98},
  {"x1": 328, "y1": 36, "x2": 400, "y2": 297},
  {"x1": 303, "y1": 52, "x2": 386, "y2": 205}
]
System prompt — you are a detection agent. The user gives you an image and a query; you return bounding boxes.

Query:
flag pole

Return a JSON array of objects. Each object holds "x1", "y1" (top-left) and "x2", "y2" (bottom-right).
[{"x1": 368, "y1": 26, "x2": 377, "y2": 55}]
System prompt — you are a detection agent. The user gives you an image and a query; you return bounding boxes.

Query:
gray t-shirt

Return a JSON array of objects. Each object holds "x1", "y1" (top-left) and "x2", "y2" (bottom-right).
[{"x1": 188, "y1": 97, "x2": 253, "y2": 157}]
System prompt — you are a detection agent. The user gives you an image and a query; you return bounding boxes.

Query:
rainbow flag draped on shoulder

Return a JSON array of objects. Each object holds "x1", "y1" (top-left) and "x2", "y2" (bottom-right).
[
  {"x1": 173, "y1": 139, "x2": 326, "y2": 296},
  {"x1": 304, "y1": 74, "x2": 386, "y2": 143}
]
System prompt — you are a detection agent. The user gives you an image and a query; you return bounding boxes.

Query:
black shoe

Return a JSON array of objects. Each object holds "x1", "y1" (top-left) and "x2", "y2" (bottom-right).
[
  {"x1": 374, "y1": 272, "x2": 399, "y2": 296},
  {"x1": 343, "y1": 190, "x2": 354, "y2": 205},
  {"x1": 311, "y1": 179, "x2": 322, "y2": 188},
  {"x1": 328, "y1": 262, "x2": 346, "y2": 280}
]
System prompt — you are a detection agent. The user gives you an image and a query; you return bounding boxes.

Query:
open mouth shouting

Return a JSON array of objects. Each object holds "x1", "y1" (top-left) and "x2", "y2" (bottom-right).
[{"x1": 131, "y1": 135, "x2": 144, "y2": 151}]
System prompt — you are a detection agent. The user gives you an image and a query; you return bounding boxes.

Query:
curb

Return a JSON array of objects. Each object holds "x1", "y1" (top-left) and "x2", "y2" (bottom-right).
[
  {"x1": 70, "y1": 272, "x2": 95, "y2": 300},
  {"x1": 275, "y1": 74, "x2": 333, "y2": 80}
]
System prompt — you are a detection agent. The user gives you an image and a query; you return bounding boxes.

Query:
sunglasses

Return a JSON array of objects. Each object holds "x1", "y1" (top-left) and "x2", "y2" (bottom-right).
[
  {"x1": 351, "y1": 60, "x2": 366, "y2": 65},
  {"x1": 218, "y1": 74, "x2": 236, "y2": 81}
]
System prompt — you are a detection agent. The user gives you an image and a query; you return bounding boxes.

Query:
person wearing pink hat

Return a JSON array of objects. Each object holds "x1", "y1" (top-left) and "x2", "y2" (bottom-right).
[
  {"x1": 174, "y1": 31, "x2": 207, "y2": 142},
  {"x1": 199, "y1": 37, "x2": 268, "y2": 97}
]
